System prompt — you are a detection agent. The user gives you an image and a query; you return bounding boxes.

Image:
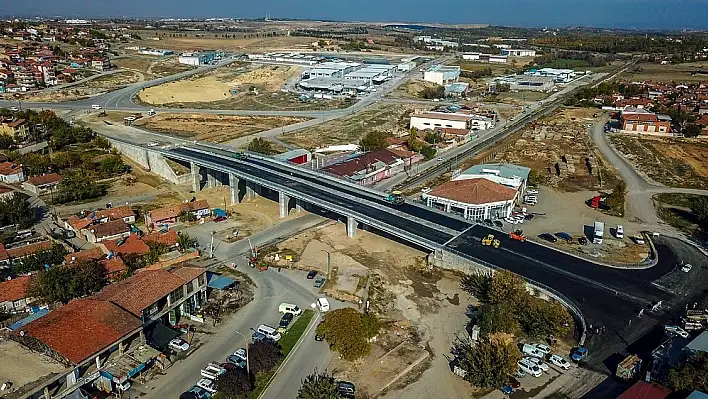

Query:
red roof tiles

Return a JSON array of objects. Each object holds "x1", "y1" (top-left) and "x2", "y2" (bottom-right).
[
  {"x1": 102, "y1": 234, "x2": 150, "y2": 256},
  {"x1": 0, "y1": 242, "x2": 8, "y2": 262},
  {"x1": 92, "y1": 269, "x2": 187, "y2": 316},
  {"x1": 322, "y1": 149, "x2": 401, "y2": 178},
  {"x1": 148, "y1": 200, "x2": 210, "y2": 224},
  {"x1": 7, "y1": 241, "x2": 53, "y2": 259},
  {"x1": 0, "y1": 162, "x2": 22, "y2": 176},
  {"x1": 27, "y1": 173, "x2": 62, "y2": 187},
  {"x1": 88, "y1": 219, "x2": 130, "y2": 239},
  {"x1": 0, "y1": 275, "x2": 30, "y2": 302},
  {"x1": 142, "y1": 230, "x2": 179, "y2": 247},
  {"x1": 429, "y1": 178, "x2": 518, "y2": 204},
  {"x1": 19, "y1": 298, "x2": 142, "y2": 365}
]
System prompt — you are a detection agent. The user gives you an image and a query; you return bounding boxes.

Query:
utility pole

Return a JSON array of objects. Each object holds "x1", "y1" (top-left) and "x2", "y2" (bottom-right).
[{"x1": 210, "y1": 230, "x2": 215, "y2": 258}]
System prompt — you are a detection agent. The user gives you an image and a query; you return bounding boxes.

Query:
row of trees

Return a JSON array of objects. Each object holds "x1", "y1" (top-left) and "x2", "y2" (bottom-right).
[
  {"x1": 11, "y1": 243, "x2": 67, "y2": 274},
  {"x1": 420, "y1": 84, "x2": 445, "y2": 100},
  {"x1": 216, "y1": 340, "x2": 283, "y2": 398},
  {"x1": 52, "y1": 168, "x2": 109, "y2": 204},
  {"x1": 28, "y1": 259, "x2": 107, "y2": 304}
]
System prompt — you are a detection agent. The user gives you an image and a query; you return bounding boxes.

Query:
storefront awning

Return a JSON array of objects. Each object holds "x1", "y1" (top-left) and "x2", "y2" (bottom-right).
[{"x1": 144, "y1": 320, "x2": 181, "y2": 351}]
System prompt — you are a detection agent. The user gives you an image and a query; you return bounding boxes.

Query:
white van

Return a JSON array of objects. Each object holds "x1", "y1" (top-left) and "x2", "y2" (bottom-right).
[
  {"x1": 279, "y1": 303, "x2": 302, "y2": 316},
  {"x1": 517, "y1": 359, "x2": 542, "y2": 377},
  {"x1": 316, "y1": 297, "x2": 330, "y2": 312},
  {"x1": 256, "y1": 324, "x2": 282, "y2": 341},
  {"x1": 91, "y1": 104, "x2": 102, "y2": 110}
]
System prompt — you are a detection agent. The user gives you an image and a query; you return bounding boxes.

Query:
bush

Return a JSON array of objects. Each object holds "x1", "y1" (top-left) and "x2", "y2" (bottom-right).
[
  {"x1": 453, "y1": 337, "x2": 520, "y2": 389},
  {"x1": 316, "y1": 308, "x2": 379, "y2": 361},
  {"x1": 297, "y1": 368, "x2": 343, "y2": 399},
  {"x1": 358, "y1": 131, "x2": 389, "y2": 152},
  {"x1": 420, "y1": 84, "x2": 445, "y2": 99},
  {"x1": 248, "y1": 340, "x2": 281, "y2": 375},
  {"x1": 247, "y1": 137, "x2": 275, "y2": 155},
  {"x1": 216, "y1": 368, "x2": 252, "y2": 399}
]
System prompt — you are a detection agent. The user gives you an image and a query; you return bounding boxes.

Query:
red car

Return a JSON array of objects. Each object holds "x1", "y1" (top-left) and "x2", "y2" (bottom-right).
[{"x1": 214, "y1": 216, "x2": 227, "y2": 222}]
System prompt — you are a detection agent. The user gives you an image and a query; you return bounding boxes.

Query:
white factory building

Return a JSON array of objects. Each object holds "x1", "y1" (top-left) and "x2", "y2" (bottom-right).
[
  {"x1": 526, "y1": 68, "x2": 577, "y2": 83},
  {"x1": 247, "y1": 52, "x2": 320, "y2": 66},
  {"x1": 423, "y1": 65, "x2": 461, "y2": 85},
  {"x1": 410, "y1": 111, "x2": 493, "y2": 132},
  {"x1": 461, "y1": 53, "x2": 507, "y2": 63},
  {"x1": 301, "y1": 62, "x2": 360, "y2": 79},
  {"x1": 495, "y1": 75, "x2": 555, "y2": 92},
  {"x1": 501, "y1": 49, "x2": 536, "y2": 57}
]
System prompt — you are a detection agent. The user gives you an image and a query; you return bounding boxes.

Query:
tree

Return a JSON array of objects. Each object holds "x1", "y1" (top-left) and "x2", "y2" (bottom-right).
[
  {"x1": 358, "y1": 131, "x2": 389, "y2": 152},
  {"x1": 668, "y1": 353, "x2": 708, "y2": 392},
  {"x1": 420, "y1": 146, "x2": 436, "y2": 160},
  {"x1": 54, "y1": 168, "x2": 108, "y2": 204},
  {"x1": 0, "y1": 192, "x2": 38, "y2": 229},
  {"x1": 247, "y1": 137, "x2": 275, "y2": 155},
  {"x1": 604, "y1": 181, "x2": 626, "y2": 215},
  {"x1": 13, "y1": 243, "x2": 68, "y2": 274},
  {"x1": 474, "y1": 303, "x2": 520, "y2": 335},
  {"x1": 0, "y1": 134, "x2": 14, "y2": 149},
  {"x1": 248, "y1": 340, "x2": 281, "y2": 375},
  {"x1": 98, "y1": 155, "x2": 125, "y2": 177},
  {"x1": 683, "y1": 123, "x2": 702, "y2": 138},
  {"x1": 177, "y1": 232, "x2": 199, "y2": 251},
  {"x1": 453, "y1": 337, "x2": 520, "y2": 389},
  {"x1": 297, "y1": 368, "x2": 343, "y2": 399},
  {"x1": 145, "y1": 241, "x2": 169, "y2": 265},
  {"x1": 690, "y1": 196, "x2": 708, "y2": 229},
  {"x1": 28, "y1": 260, "x2": 107, "y2": 304},
  {"x1": 420, "y1": 84, "x2": 445, "y2": 99},
  {"x1": 407, "y1": 129, "x2": 422, "y2": 152},
  {"x1": 216, "y1": 368, "x2": 252, "y2": 399},
  {"x1": 316, "y1": 308, "x2": 379, "y2": 361},
  {"x1": 178, "y1": 210, "x2": 197, "y2": 223}
]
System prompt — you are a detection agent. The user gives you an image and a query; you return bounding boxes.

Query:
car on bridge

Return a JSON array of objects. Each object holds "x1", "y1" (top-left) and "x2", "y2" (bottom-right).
[{"x1": 384, "y1": 191, "x2": 405, "y2": 205}]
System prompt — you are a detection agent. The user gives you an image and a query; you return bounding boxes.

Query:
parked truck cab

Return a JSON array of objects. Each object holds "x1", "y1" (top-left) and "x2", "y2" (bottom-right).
[{"x1": 593, "y1": 222, "x2": 604, "y2": 244}]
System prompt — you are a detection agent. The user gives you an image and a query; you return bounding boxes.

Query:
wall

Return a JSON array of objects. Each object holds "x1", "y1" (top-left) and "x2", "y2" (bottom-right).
[{"x1": 106, "y1": 138, "x2": 192, "y2": 185}]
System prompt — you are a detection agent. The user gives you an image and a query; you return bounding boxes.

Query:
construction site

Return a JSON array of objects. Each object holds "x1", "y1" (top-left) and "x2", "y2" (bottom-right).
[{"x1": 23, "y1": 70, "x2": 142, "y2": 102}]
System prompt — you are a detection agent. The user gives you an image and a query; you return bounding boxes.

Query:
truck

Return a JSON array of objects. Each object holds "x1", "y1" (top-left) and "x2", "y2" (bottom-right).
[
  {"x1": 384, "y1": 191, "x2": 404, "y2": 205},
  {"x1": 593, "y1": 221, "x2": 604, "y2": 244},
  {"x1": 232, "y1": 151, "x2": 248, "y2": 160},
  {"x1": 616, "y1": 355, "x2": 642, "y2": 381}
]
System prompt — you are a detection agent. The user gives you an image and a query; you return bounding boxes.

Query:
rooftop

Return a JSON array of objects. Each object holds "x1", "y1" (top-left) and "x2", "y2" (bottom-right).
[
  {"x1": 0, "y1": 275, "x2": 31, "y2": 302},
  {"x1": 0, "y1": 161, "x2": 22, "y2": 176},
  {"x1": 102, "y1": 234, "x2": 150, "y2": 256},
  {"x1": 428, "y1": 178, "x2": 518, "y2": 205},
  {"x1": 685, "y1": 331, "x2": 708, "y2": 354},
  {"x1": 26, "y1": 173, "x2": 61, "y2": 187},
  {"x1": 148, "y1": 200, "x2": 210, "y2": 223},
  {"x1": 462, "y1": 163, "x2": 531, "y2": 180},
  {"x1": 18, "y1": 298, "x2": 142, "y2": 365},
  {"x1": 7, "y1": 240, "x2": 53, "y2": 259},
  {"x1": 0, "y1": 340, "x2": 67, "y2": 399},
  {"x1": 412, "y1": 112, "x2": 474, "y2": 122},
  {"x1": 617, "y1": 381, "x2": 669, "y2": 399},
  {"x1": 142, "y1": 230, "x2": 179, "y2": 247},
  {"x1": 322, "y1": 149, "x2": 402, "y2": 178},
  {"x1": 0, "y1": 242, "x2": 8, "y2": 262},
  {"x1": 88, "y1": 219, "x2": 130, "y2": 239}
]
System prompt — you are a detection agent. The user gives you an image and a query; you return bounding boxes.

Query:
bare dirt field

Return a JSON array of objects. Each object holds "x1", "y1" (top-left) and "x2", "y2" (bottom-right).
[
  {"x1": 129, "y1": 35, "x2": 316, "y2": 52},
  {"x1": 134, "y1": 113, "x2": 309, "y2": 143},
  {"x1": 282, "y1": 102, "x2": 426, "y2": 149},
  {"x1": 621, "y1": 62, "x2": 708, "y2": 83},
  {"x1": 267, "y1": 223, "x2": 480, "y2": 398},
  {"x1": 389, "y1": 79, "x2": 445, "y2": 99},
  {"x1": 113, "y1": 56, "x2": 194, "y2": 78},
  {"x1": 25, "y1": 71, "x2": 142, "y2": 102},
  {"x1": 609, "y1": 135, "x2": 708, "y2": 190}
]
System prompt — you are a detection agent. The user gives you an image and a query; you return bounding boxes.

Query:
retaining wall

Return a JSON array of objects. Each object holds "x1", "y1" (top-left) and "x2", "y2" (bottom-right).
[{"x1": 106, "y1": 138, "x2": 189, "y2": 185}]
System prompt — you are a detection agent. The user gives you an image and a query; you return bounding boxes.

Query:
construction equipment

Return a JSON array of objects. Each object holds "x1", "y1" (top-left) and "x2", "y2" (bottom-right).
[
  {"x1": 481, "y1": 234, "x2": 494, "y2": 246},
  {"x1": 493, "y1": 239, "x2": 501, "y2": 248},
  {"x1": 509, "y1": 230, "x2": 526, "y2": 242},
  {"x1": 384, "y1": 190, "x2": 405, "y2": 205}
]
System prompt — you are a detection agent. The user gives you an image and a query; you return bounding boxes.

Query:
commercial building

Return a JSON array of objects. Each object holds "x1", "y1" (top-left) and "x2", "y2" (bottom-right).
[
  {"x1": 445, "y1": 82, "x2": 469, "y2": 98},
  {"x1": 138, "y1": 49, "x2": 174, "y2": 56},
  {"x1": 453, "y1": 163, "x2": 531, "y2": 194},
  {"x1": 322, "y1": 149, "x2": 414, "y2": 186},
  {"x1": 423, "y1": 65, "x2": 461, "y2": 86},
  {"x1": 501, "y1": 49, "x2": 536, "y2": 57},
  {"x1": 526, "y1": 68, "x2": 576, "y2": 83},
  {"x1": 620, "y1": 106, "x2": 672, "y2": 135},
  {"x1": 422, "y1": 178, "x2": 519, "y2": 221},
  {"x1": 410, "y1": 111, "x2": 475, "y2": 131},
  {"x1": 495, "y1": 75, "x2": 554, "y2": 92},
  {"x1": 301, "y1": 62, "x2": 360, "y2": 79},
  {"x1": 178, "y1": 51, "x2": 216, "y2": 66},
  {"x1": 461, "y1": 53, "x2": 507, "y2": 63},
  {"x1": 247, "y1": 52, "x2": 321, "y2": 66}
]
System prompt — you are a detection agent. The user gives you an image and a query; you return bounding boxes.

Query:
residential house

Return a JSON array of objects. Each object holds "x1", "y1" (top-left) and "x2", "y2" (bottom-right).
[
  {"x1": 65, "y1": 206, "x2": 136, "y2": 237},
  {"x1": 0, "y1": 161, "x2": 24, "y2": 183},
  {"x1": 23, "y1": 172, "x2": 62, "y2": 194},
  {"x1": 321, "y1": 149, "x2": 407, "y2": 186},
  {"x1": 422, "y1": 178, "x2": 519, "y2": 221},
  {"x1": 93, "y1": 264, "x2": 208, "y2": 324},
  {"x1": 0, "y1": 275, "x2": 35, "y2": 313},
  {"x1": 620, "y1": 107, "x2": 672, "y2": 135},
  {"x1": 6, "y1": 240, "x2": 53, "y2": 262},
  {"x1": 91, "y1": 56, "x2": 111, "y2": 71},
  {"x1": 65, "y1": 247, "x2": 127, "y2": 280},
  {"x1": 0, "y1": 118, "x2": 29, "y2": 140},
  {"x1": 0, "y1": 186, "x2": 14, "y2": 201},
  {"x1": 101, "y1": 234, "x2": 150, "y2": 257},
  {"x1": 142, "y1": 230, "x2": 180, "y2": 248},
  {"x1": 145, "y1": 200, "x2": 210, "y2": 230},
  {"x1": 0, "y1": 242, "x2": 9, "y2": 268},
  {"x1": 84, "y1": 219, "x2": 131, "y2": 243}
]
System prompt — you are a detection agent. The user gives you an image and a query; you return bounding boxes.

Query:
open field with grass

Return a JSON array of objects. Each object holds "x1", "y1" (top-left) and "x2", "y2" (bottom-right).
[
  {"x1": 388, "y1": 79, "x2": 443, "y2": 99},
  {"x1": 135, "y1": 113, "x2": 309, "y2": 143},
  {"x1": 113, "y1": 56, "x2": 194, "y2": 78},
  {"x1": 24, "y1": 71, "x2": 142, "y2": 102},
  {"x1": 621, "y1": 62, "x2": 708, "y2": 82},
  {"x1": 654, "y1": 193, "x2": 707, "y2": 240},
  {"x1": 282, "y1": 102, "x2": 423, "y2": 149},
  {"x1": 609, "y1": 135, "x2": 708, "y2": 189},
  {"x1": 129, "y1": 34, "x2": 316, "y2": 52}
]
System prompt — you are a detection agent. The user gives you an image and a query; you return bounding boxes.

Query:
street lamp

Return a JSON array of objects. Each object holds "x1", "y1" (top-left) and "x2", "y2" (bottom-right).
[
  {"x1": 234, "y1": 330, "x2": 250, "y2": 375},
  {"x1": 321, "y1": 250, "x2": 331, "y2": 278}
]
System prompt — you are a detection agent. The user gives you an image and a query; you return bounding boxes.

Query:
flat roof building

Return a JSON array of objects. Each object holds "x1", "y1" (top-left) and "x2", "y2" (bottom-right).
[
  {"x1": 501, "y1": 49, "x2": 536, "y2": 57},
  {"x1": 424, "y1": 65, "x2": 460, "y2": 86}
]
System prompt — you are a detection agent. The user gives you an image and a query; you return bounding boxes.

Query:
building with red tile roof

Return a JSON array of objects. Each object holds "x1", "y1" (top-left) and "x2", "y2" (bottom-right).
[
  {"x1": 145, "y1": 200, "x2": 210, "y2": 230},
  {"x1": 64, "y1": 247, "x2": 127, "y2": 280},
  {"x1": 84, "y1": 219, "x2": 131, "y2": 243},
  {"x1": 620, "y1": 106, "x2": 672, "y2": 135},
  {"x1": 0, "y1": 161, "x2": 24, "y2": 183},
  {"x1": 64, "y1": 206, "x2": 136, "y2": 234},
  {"x1": 6, "y1": 240, "x2": 53, "y2": 260},
  {"x1": 0, "y1": 242, "x2": 9, "y2": 267},
  {"x1": 0, "y1": 275, "x2": 35, "y2": 313},
  {"x1": 16, "y1": 298, "x2": 142, "y2": 365},
  {"x1": 142, "y1": 230, "x2": 179, "y2": 248},
  {"x1": 101, "y1": 234, "x2": 150, "y2": 257},
  {"x1": 617, "y1": 381, "x2": 670, "y2": 399},
  {"x1": 23, "y1": 172, "x2": 62, "y2": 194},
  {"x1": 321, "y1": 149, "x2": 406, "y2": 186},
  {"x1": 423, "y1": 178, "x2": 518, "y2": 221}
]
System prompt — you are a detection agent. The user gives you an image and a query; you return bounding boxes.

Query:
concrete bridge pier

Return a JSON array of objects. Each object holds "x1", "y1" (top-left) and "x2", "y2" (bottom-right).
[
  {"x1": 295, "y1": 199, "x2": 304, "y2": 213},
  {"x1": 279, "y1": 192, "x2": 290, "y2": 219},
  {"x1": 347, "y1": 216, "x2": 357, "y2": 238},
  {"x1": 246, "y1": 182, "x2": 258, "y2": 200},
  {"x1": 229, "y1": 174, "x2": 242, "y2": 204},
  {"x1": 206, "y1": 169, "x2": 223, "y2": 188},
  {"x1": 190, "y1": 162, "x2": 200, "y2": 192}
]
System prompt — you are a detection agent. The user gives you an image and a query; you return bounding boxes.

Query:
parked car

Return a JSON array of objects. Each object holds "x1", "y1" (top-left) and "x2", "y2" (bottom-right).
[
  {"x1": 214, "y1": 216, "x2": 227, "y2": 222},
  {"x1": 571, "y1": 347, "x2": 588, "y2": 362},
  {"x1": 555, "y1": 232, "x2": 573, "y2": 242},
  {"x1": 493, "y1": 220, "x2": 503, "y2": 228},
  {"x1": 483, "y1": 219, "x2": 493, "y2": 226},
  {"x1": 279, "y1": 313, "x2": 294, "y2": 329},
  {"x1": 506, "y1": 376, "x2": 521, "y2": 388},
  {"x1": 523, "y1": 356, "x2": 549, "y2": 372},
  {"x1": 233, "y1": 348, "x2": 247, "y2": 361},
  {"x1": 526, "y1": 189, "x2": 539, "y2": 195},
  {"x1": 180, "y1": 386, "x2": 212, "y2": 399},
  {"x1": 578, "y1": 237, "x2": 588, "y2": 245},
  {"x1": 521, "y1": 343, "x2": 544, "y2": 358},
  {"x1": 500, "y1": 385, "x2": 514, "y2": 395},
  {"x1": 664, "y1": 324, "x2": 690, "y2": 338},
  {"x1": 548, "y1": 354, "x2": 571, "y2": 370},
  {"x1": 226, "y1": 355, "x2": 247, "y2": 368},
  {"x1": 307, "y1": 270, "x2": 318, "y2": 279},
  {"x1": 517, "y1": 359, "x2": 542, "y2": 377},
  {"x1": 196, "y1": 378, "x2": 217, "y2": 393},
  {"x1": 513, "y1": 369, "x2": 526, "y2": 378},
  {"x1": 314, "y1": 276, "x2": 326, "y2": 288},
  {"x1": 147, "y1": 142, "x2": 159, "y2": 147},
  {"x1": 219, "y1": 362, "x2": 236, "y2": 372},
  {"x1": 538, "y1": 233, "x2": 558, "y2": 243},
  {"x1": 633, "y1": 235, "x2": 645, "y2": 245},
  {"x1": 534, "y1": 343, "x2": 551, "y2": 355},
  {"x1": 616, "y1": 225, "x2": 624, "y2": 239},
  {"x1": 337, "y1": 381, "x2": 356, "y2": 398},
  {"x1": 169, "y1": 338, "x2": 190, "y2": 352},
  {"x1": 251, "y1": 331, "x2": 271, "y2": 343},
  {"x1": 9, "y1": 106, "x2": 19, "y2": 112},
  {"x1": 91, "y1": 104, "x2": 102, "y2": 110}
]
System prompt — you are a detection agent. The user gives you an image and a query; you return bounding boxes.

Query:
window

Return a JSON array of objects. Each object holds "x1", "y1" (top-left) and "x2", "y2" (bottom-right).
[
  {"x1": 169, "y1": 287, "x2": 184, "y2": 304},
  {"x1": 198, "y1": 273, "x2": 206, "y2": 287},
  {"x1": 445, "y1": 124, "x2": 453, "y2": 128},
  {"x1": 186, "y1": 280, "x2": 195, "y2": 294},
  {"x1": 423, "y1": 122, "x2": 431, "y2": 126},
  {"x1": 434, "y1": 123, "x2": 441, "y2": 127}
]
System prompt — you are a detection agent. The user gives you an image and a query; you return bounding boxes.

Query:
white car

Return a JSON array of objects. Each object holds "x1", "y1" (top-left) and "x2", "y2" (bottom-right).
[
  {"x1": 548, "y1": 354, "x2": 571, "y2": 370},
  {"x1": 523, "y1": 356, "x2": 549, "y2": 372},
  {"x1": 91, "y1": 104, "x2": 102, "y2": 110},
  {"x1": 521, "y1": 344, "x2": 544, "y2": 359},
  {"x1": 526, "y1": 189, "x2": 539, "y2": 195},
  {"x1": 517, "y1": 359, "x2": 542, "y2": 377},
  {"x1": 680, "y1": 262, "x2": 693, "y2": 273},
  {"x1": 168, "y1": 338, "x2": 190, "y2": 352},
  {"x1": 634, "y1": 235, "x2": 645, "y2": 245},
  {"x1": 665, "y1": 325, "x2": 690, "y2": 338},
  {"x1": 616, "y1": 225, "x2": 624, "y2": 239},
  {"x1": 9, "y1": 106, "x2": 19, "y2": 112},
  {"x1": 233, "y1": 347, "x2": 247, "y2": 361},
  {"x1": 196, "y1": 378, "x2": 217, "y2": 393},
  {"x1": 124, "y1": 116, "x2": 136, "y2": 122},
  {"x1": 146, "y1": 142, "x2": 159, "y2": 147},
  {"x1": 534, "y1": 343, "x2": 551, "y2": 355}
]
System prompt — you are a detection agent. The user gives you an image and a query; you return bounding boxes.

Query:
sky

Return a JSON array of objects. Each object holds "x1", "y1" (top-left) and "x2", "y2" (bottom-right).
[{"x1": 3, "y1": 0, "x2": 708, "y2": 30}]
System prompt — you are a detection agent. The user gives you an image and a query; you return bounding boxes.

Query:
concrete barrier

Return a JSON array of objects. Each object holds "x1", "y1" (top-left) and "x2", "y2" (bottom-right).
[{"x1": 106, "y1": 137, "x2": 189, "y2": 185}]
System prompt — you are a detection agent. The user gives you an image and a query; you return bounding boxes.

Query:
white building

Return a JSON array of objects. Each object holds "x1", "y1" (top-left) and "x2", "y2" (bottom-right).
[
  {"x1": 422, "y1": 178, "x2": 518, "y2": 221},
  {"x1": 495, "y1": 75, "x2": 554, "y2": 92},
  {"x1": 302, "y1": 61, "x2": 360, "y2": 79},
  {"x1": 501, "y1": 49, "x2": 536, "y2": 57},
  {"x1": 423, "y1": 65, "x2": 460, "y2": 85},
  {"x1": 527, "y1": 68, "x2": 576, "y2": 83},
  {"x1": 410, "y1": 112, "x2": 473, "y2": 131},
  {"x1": 453, "y1": 163, "x2": 531, "y2": 194}
]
